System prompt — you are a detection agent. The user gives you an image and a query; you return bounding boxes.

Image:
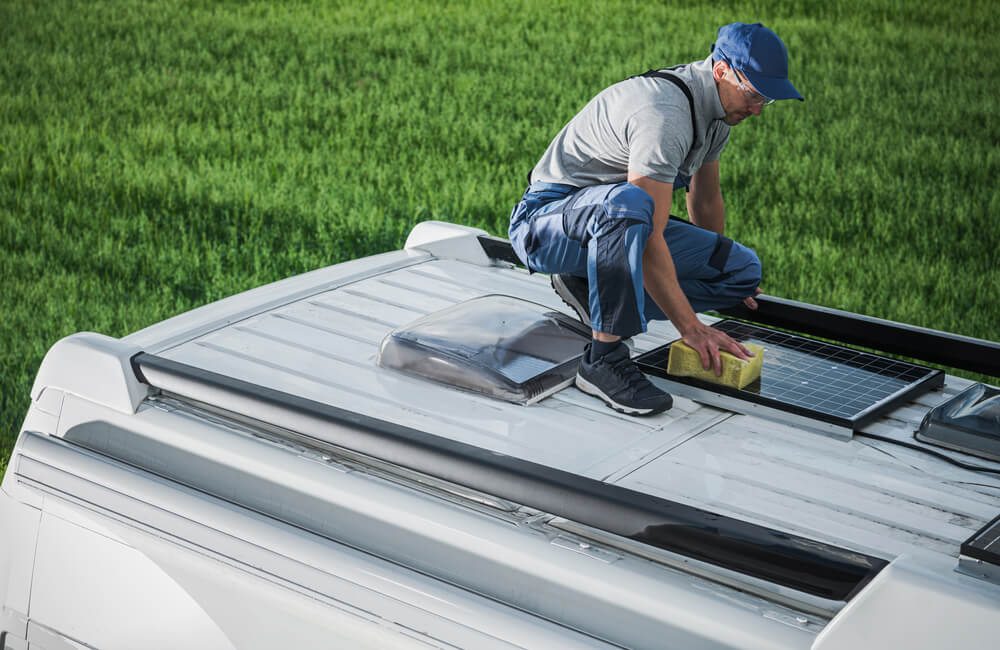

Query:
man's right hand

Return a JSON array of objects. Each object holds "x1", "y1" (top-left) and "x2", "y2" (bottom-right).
[
  {"x1": 681, "y1": 322, "x2": 754, "y2": 376},
  {"x1": 626, "y1": 172, "x2": 755, "y2": 375}
]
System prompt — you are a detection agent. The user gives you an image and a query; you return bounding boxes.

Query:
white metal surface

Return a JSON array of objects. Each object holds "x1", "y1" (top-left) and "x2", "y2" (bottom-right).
[
  {"x1": 153, "y1": 259, "x2": 719, "y2": 478},
  {"x1": 613, "y1": 412, "x2": 999, "y2": 559},
  {"x1": 814, "y1": 553, "x2": 1000, "y2": 649},
  {"x1": 124, "y1": 248, "x2": 429, "y2": 354},
  {"x1": 403, "y1": 220, "x2": 496, "y2": 267},
  {"x1": 4, "y1": 221, "x2": 999, "y2": 649},
  {"x1": 30, "y1": 332, "x2": 149, "y2": 414}
]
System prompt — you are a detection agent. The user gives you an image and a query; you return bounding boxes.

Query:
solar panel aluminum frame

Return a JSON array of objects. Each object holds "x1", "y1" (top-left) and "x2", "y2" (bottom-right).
[
  {"x1": 958, "y1": 513, "x2": 1000, "y2": 586},
  {"x1": 645, "y1": 377, "x2": 858, "y2": 440},
  {"x1": 635, "y1": 320, "x2": 946, "y2": 439}
]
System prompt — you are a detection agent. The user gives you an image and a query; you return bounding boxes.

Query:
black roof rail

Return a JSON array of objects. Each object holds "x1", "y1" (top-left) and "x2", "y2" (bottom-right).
[
  {"x1": 132, "y1": 351, "x2": 887, "y2": 601},
  {"x1": 477, "y1": 234, "x2": 1000, "y2": 377},
  {"x1": 717, "y1": 297, "x2": 1000, "y2": 378}
]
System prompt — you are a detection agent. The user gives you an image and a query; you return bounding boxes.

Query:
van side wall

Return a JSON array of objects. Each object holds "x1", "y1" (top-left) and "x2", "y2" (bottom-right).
[{"x1": 0, "y1": 473, "x2": 40, "y2": 650}]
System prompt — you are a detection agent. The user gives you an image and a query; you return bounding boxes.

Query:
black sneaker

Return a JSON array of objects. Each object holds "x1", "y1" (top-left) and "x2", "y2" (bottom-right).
[
  {"x1": 575, "y1": 342, "x2": 673, "y2": 416},
  {"x1": 551, "y1": 274, "x2": 590, "y2": 326}
]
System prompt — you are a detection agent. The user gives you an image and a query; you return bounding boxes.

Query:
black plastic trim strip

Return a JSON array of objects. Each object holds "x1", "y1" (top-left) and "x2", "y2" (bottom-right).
[
  {"x1": 475, "y1": 235, "x2": 1000, "y2": 377},
  {"x1": 477, "y1": 234, "x2": 523, "y2": 266},
  {"x1": 133, "y1": 352, "x2": 887, "y2": 601}
]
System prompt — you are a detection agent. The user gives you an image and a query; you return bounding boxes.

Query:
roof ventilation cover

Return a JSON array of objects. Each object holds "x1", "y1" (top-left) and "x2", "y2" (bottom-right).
[
  {"x1": 377, "y1": 295, "x2": 589, "y2": 404},
  {"x1": 916, "y1": 383, "x2": 1000, "y2": 462}
]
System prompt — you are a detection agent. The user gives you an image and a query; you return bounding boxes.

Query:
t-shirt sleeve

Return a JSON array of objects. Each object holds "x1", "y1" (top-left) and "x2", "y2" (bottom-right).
[
  {"x1": 703, "y1": 122, "x2": 730, "y2": 163},
  {"x1": 624, "y1": 101, "x2": 693, "y2": 184}
]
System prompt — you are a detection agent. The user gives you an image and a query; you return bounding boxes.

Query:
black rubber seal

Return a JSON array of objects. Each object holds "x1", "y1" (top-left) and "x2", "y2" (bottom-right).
[{"x1": 477, "y1": 234, "x2": 523, "y2": 266}]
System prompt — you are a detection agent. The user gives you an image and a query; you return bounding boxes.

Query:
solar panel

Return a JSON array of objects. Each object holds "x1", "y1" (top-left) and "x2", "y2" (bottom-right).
[
  {"x1": 960, "y1": 514, "x2": 1000, "y2": 586},
  {"x1": 635, "y1": 320, "x2": 944, "y2": 438}
]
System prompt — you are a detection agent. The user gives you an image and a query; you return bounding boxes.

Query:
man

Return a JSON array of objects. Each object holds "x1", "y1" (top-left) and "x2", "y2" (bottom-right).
[{"x1": 508, "y1": 22, "x2": 803, "y2": 416}]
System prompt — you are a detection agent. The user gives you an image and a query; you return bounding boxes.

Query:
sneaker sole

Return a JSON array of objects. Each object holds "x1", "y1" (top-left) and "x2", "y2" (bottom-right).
[
  {"x1": 575, "y1": 374, "x2": 672, "y2": 416},
  {"x1": 551, "y1": 275, "x2": 590, "y2": 326}
]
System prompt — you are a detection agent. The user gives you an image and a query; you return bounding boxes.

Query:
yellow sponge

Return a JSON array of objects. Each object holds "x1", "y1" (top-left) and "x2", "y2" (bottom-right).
[{"x1": 667, "y1": 340, "x2": 764, "y2": 389}]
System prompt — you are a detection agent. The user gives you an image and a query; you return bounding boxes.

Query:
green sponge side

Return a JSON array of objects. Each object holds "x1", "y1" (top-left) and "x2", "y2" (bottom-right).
[{"x1": 666, "y1": 340, "x2": 764, "y2": 389}]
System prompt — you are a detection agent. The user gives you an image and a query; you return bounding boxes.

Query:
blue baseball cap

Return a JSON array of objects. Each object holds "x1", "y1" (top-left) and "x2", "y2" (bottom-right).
[{"x1": 711, "y1": 22, "x2": 804, "y2": 101}]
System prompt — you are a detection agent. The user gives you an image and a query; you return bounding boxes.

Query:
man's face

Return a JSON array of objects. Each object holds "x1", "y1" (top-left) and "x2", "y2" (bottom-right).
[{"x1": 715, "y1": 62, "x2": 772, "y2": 126}]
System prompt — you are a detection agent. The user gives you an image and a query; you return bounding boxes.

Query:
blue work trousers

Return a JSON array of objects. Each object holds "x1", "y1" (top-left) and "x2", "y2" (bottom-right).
[{"x1": 508, "y1": 181, "x2": 761, "y2": 338}]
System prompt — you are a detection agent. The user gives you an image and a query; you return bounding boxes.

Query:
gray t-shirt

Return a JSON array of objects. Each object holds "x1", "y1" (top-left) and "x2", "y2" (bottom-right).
[{"x1": 530, "y1": 55, "x2": 730, "y2": 187}]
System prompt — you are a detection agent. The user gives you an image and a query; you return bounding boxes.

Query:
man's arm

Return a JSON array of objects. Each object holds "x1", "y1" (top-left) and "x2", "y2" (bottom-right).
[
  {"x1": 686, "y1": 160, "x2": 724, "y2": 234},
  {"x1": 627, "y1": 172, "x2": 752, "y2": 374},
  {"x1": 685, "y1": 160, "x2": 762, "y2": 310}
]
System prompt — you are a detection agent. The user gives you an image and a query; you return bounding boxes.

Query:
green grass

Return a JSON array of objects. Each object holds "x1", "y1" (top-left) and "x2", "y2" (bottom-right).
[{"x1": 2, "y1": 0, "x2": 998, "y2": 481}]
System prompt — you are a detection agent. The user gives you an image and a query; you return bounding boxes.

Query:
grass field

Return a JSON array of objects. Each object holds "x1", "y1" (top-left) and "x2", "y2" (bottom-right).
[{"x1": 2, "y1": 0, "x2": 998, "y2": 481}]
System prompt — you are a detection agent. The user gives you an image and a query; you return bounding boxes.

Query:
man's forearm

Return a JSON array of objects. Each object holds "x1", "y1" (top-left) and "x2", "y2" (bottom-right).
[
  {"x1": 627, "y1": 172, "x2": 750, "y2": 373},
  {"x1": 641, "y1": 237, "x2": 701, "y2": 335},
  {"x1": 686, "y1": 159, "x2": 725, "y2": 234},
  {"x1": 626, "y1": 173, "x2": 703, "y2": 336},
  {"x1": 686, "y1": 191, "x2": 725, "y2": 234}
]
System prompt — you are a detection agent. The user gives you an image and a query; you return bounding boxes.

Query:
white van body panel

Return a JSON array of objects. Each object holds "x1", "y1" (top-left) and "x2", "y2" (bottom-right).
[{"x1": 0, "y1": 493, "x2": 39, "y2": 648}]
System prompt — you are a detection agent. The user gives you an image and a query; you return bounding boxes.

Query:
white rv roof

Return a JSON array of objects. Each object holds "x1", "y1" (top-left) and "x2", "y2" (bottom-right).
[{"x1": 123, "y1": 225, "x2": 1000, "y2": 567}]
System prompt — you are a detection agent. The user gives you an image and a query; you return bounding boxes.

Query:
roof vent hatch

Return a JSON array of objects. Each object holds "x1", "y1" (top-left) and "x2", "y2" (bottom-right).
[
  {"x1": 917, "y1": 383, "x2": 1000, "y2": 462},
  {"x1": 377, "y1": 295, "x2": 589, "y2": 404}
]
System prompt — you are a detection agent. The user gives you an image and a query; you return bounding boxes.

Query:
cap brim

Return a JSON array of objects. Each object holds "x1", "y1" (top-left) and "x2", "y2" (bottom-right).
[{"x1": 743, "y1": 70, "x2": 804, "y2": 101}]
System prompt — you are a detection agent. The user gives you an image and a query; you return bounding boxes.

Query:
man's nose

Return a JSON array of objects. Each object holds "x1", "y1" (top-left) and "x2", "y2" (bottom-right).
[{"x1": 749, "y1": 102, "x2": 764, "y2": 116}]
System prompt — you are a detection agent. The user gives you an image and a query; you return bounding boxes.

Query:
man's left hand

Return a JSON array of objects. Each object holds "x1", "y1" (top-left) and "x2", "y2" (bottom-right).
[{"x1": 743, "y1": 288, "x2": 764, "y2": 310}]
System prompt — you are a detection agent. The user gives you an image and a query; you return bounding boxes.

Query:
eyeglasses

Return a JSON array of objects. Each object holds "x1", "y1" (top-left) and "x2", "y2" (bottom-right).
[{"x1": 731, "y1": 68, "x2": 774, "y2": 107}]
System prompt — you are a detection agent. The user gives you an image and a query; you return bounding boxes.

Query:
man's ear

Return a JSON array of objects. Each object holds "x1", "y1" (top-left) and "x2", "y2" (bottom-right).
[{"x1": 712, "y1": 60, "x2": 729, "y2": 83}]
